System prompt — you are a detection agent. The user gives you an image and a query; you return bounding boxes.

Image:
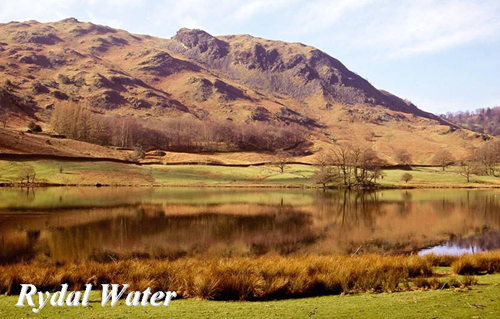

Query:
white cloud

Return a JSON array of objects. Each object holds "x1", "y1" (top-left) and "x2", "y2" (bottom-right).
[
  {"x1": 1, "y1": 0, "x2": 499, "y2": 59},
  {"x1": 231, "y1": 0, "x2": 294, "y2": 21},
  {"x1": 148, "y1": 0, "x2": 214, "y2": 34},
  {"x1": 0, "y1": 0, "x2": 144, "y2": 25},
  {"x1": 290, "y1": 0, "x2": 375, "y2": 36},
  {"x1": 88, "y1": 0, "x2": 145, "y2": 5},
  {"x1": 0, "y1": 0, "x2": 76, "y2": 23},
  {"x1": 86, "y1": 11, "x2": 123, "y2": 29},
  {"x1": 355, "y1": 0, "x2": 500, "y2": 59},
  {"x1": 147, "y1": 0, "x2": 500, "y2": 59}
]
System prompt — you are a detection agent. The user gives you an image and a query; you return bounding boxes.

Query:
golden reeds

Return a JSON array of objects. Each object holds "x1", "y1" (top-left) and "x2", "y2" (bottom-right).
[
  {"x1": 451, "y1": 251, "x2": 500, "y2": 275},
  {"x1": 2, "y1": 252, "x2": 494, "y2": 300},
  {"x1": 0, "y1": 254, "x2": 435, "y2": 299}
]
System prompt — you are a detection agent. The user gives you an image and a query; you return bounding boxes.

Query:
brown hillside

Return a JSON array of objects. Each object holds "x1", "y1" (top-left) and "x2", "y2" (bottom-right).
[{"x1": 0, "y1": 19, "x2": 489, "y2": 164}]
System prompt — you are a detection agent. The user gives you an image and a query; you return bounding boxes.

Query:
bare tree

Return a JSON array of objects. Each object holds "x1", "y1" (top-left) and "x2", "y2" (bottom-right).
[
  {"x1": 313, "y1": 166, "x2": 339, "y2": 188},
  {"x1": 354, "y1": 148, "x2": 387, "y2": 185},
  {"x1": 401, "y1": 173, "x2": 413, "y2": 183},
  {"x1": 394, "y1": 149, "x2": 412, "y2": 165},
  {"x1": 432, "y1": 150, "x2": 455, "y2": 171},
  {"x1": 331, "y1": 146, "x2": 387, "y2": 187},
  {"x1": 131, "y1": 144, "x2": 145, "y2": 162},
  {"x1": 315, "y1": 152, "x2": 331, "y2": 168},
  {"x1": 459, "y1": 160, "x2": 473, "y2": 183},
  {"x1": 332, "y1": 146, "x2": 354, "y2": 186},
  {"x1": 275, "y1": 150, "x2": 291, "y2": 173},
  {"x1": 372, "y1": 168, "x2": 384, "y2": 184},
  {"x1": 19, "y1": 166, "x2": 35, "y2": 184}
]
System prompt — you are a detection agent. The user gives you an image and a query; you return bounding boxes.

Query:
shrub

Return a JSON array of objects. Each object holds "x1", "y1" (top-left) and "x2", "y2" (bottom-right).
[{"x1": 401, "y1": 173, "x2": 413, "y2": 183}]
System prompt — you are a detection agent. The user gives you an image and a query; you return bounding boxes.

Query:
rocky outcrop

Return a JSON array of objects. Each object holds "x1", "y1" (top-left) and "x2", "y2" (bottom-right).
[
  {"x1": 276, "y1": 107, "x2": 322, "y2": 128},
  {"x1": 249, "y1": 106, "x2": 272, "y2": 122},
  {"x1": 12, "y1": 28, "x2": 62, "y2": 45},
  {"x1": 89, "y1": 90, "x2": 126, "y2": 109},
  {"x1": 137, "y1": 51, "x2": 200, "y2": 76},
  {"x1": 18, "y1": 53, "x2": 51, "y2": 67},
  {"x1": 185, "y1": 76, "x2": 250, "y2": 102},
  {"x1": 173, "y1": 28, "x2": 229, "y2": 60},
  {"x1": 165, "y1": 29, "x2": 446, "y2": 124}
]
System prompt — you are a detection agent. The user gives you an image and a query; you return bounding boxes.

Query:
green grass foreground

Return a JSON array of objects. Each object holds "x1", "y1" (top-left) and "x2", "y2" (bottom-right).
[
  {"x1": 0, "y1": 160, "x2": 499, "y2": 187},
  {"x1": 0, "y1": 272, "x2": 499, "y2": 318}
]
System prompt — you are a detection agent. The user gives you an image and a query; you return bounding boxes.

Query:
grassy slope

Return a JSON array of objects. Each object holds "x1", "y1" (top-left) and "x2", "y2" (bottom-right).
[
  {"x1": 1, "y1": 160, "x2": 499, "y2": 187},
  {"x1": 1, "y1": 272, "x2": 499, "y2": 318}
]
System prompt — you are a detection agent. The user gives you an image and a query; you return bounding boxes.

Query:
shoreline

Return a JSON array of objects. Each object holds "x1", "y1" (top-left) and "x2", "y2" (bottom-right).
[{"x1": 2, "y1": 182, "x2": 500, "y2": 189}]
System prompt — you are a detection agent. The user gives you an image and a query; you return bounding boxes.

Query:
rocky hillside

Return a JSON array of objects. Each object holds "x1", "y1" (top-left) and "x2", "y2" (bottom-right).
[{"x1": 0, "y1": 18, "x2": 488, "y2": 163}]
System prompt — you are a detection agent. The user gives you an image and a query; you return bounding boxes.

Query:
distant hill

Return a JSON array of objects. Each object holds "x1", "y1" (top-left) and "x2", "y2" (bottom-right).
[
  {"x1": 441, "y1": 107, "x2": 500, "y2": 136},
  {"x1": 0, "y1": 18, "x2": 490, "y2": 164}
]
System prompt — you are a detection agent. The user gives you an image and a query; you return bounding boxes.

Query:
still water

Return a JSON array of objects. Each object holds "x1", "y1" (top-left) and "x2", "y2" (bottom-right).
[{"x1": 0, "y1": 188, "x2": 499, "y2": 263}]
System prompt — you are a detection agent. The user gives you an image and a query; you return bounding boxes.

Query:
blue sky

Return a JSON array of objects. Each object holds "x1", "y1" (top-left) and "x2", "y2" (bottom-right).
[{"x1": 1, "y1": 0, "x2": 499, "y2": 114}]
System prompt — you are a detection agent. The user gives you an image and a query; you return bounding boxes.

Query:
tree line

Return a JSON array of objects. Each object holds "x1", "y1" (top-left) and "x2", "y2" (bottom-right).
[
  {"x1": 50, "y1": 103, "x2": 305, "y2": 152},
  {"x1": 313, "y1": 141, "x2": 500, "y2": 188},
  {"x1": 441, "y1": 107, "x2": 500, "y2": 136},
  {"x1": 458, "y1": 141, "x2": 500, "y2": 182}
]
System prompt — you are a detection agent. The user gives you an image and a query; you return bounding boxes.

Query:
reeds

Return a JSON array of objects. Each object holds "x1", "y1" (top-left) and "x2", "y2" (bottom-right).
[
  {"x1": 0, "y1": 254, "x2": 435, "y2": 300},
  {"x1": 451, "y1": 251, "x2": 500, "y2": 275},
  {"x1": 2, "y1": 252, "x2": 493, "y2": 300},
  {"x1": 422, "y1": 254, "x2": 459, "y2": 267}
]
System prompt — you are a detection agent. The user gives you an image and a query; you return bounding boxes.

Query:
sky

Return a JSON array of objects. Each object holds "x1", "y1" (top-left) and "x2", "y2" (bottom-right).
[{"x1": 0, "y1": 0, "x2": 499, "y2": 114}]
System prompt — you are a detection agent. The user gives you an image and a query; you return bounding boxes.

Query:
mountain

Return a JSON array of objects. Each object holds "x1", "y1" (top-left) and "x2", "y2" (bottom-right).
[{"x1": 0, "y1": 18, "x2": 489, "y2": 163}]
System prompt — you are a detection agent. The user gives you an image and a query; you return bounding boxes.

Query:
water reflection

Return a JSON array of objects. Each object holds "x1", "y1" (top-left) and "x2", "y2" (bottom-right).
[
  {"x1": 420, "y1": 231, "x2": 500, "y2": 256},
  {"x1": 0, "y1": 188, "x2": 499, "y2": 263},
  {"x1": 419, "y1": 245, "x2": 483, "y2": 256}
]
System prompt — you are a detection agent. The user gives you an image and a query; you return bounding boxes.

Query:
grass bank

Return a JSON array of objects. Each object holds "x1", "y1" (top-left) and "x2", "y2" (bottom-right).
[
  {"x1": 0, "y1": 255, "x2": 434, "y2": 299},
  {"x1": 4, "y1": 252, "x2": 500, "y2": 300},
  {"x1": 1, "y1": 265, "x2": 499, "y2": 318}
]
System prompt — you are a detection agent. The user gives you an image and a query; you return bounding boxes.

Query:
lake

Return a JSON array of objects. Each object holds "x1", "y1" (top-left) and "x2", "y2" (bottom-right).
[{"x1": 0, "y1": 187, "x2": 499, "y2": 263}]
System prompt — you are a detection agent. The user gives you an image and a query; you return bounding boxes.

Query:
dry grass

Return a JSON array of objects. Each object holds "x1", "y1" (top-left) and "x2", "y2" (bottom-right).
[
  {"x1": 4, "y1": 253, "x2": 497, "y2": 300},
  {"x1": 0, "y1": 255, "x2": 435, "y2": 300},
  {"x1": 412, "y1": 275, "x2": 477, "y2": 290},
  {"x1": 452, "y1": 251, "x2": 500, "y2": 275},
  {"x1": 423, "y1": 254, "x2": 459, "y2": 267}
]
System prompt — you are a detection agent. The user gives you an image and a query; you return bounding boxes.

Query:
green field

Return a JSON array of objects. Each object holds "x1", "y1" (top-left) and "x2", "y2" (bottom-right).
[
  {"x1": 0, "y1": 160, "x2": 499, "y2": 188},
  {"x1": 1, "y1": 270, "x2": 499, "y2": 318},
  {"x1": 379, "y1": 166, "x2": 500, "y2": 187}
]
